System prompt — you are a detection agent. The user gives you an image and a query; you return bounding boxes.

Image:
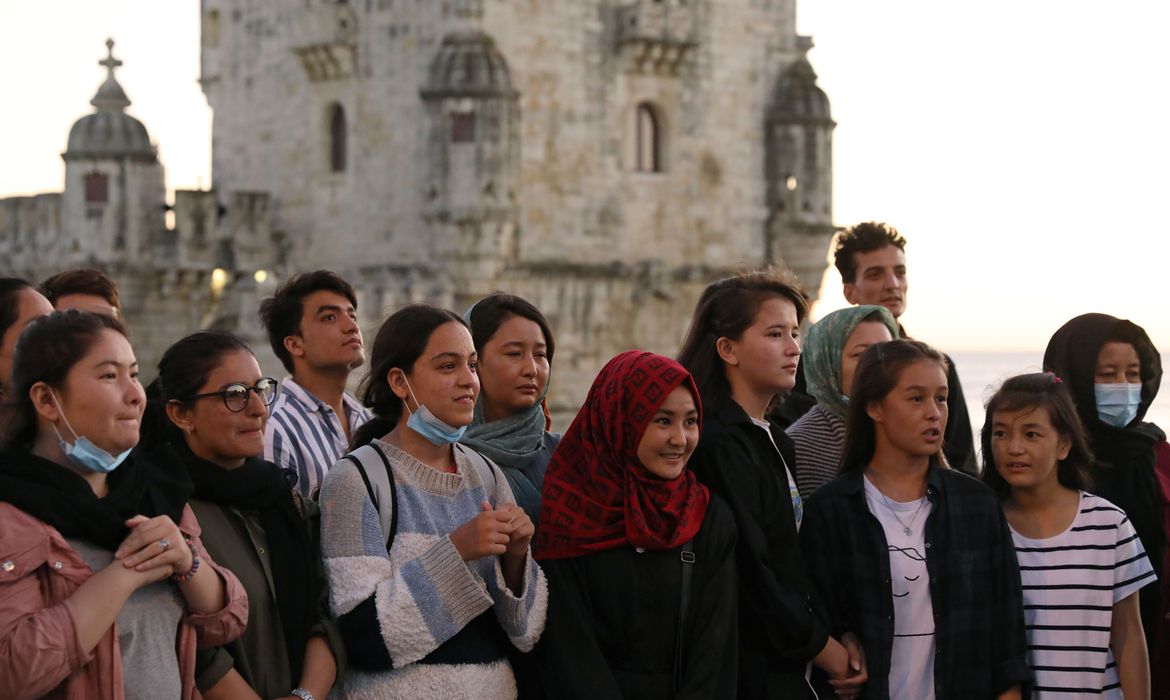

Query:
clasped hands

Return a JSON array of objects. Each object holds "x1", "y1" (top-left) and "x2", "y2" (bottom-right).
[
  {"x1": 450, "y1": 501, "x2": 535, "y2": 562},
  {"x1": 111, "y1": 514, "x2": 194, "y2": 581}
]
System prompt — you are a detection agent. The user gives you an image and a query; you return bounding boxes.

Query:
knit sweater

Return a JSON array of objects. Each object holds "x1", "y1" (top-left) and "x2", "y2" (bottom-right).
[
  {"x1": 319, "y1": 439, "x2": 548, "y2": 699},
  {"x1": 787, "y1": 404, "x2": 847, "y2": 501}
]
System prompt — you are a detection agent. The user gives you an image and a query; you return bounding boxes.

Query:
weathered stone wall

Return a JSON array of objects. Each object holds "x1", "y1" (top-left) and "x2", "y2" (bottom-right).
[
  {"x1": 4, "y1": 1, "x2": 835, "y2": 429},
  {"x1": 195, "y1": 0, "x2": 832, "y2": 418}
]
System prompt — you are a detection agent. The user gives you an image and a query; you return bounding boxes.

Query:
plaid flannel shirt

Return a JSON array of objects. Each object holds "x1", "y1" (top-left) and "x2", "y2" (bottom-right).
[{"x1": 801, "y1": 467, "x2": 1031, "y2": 699}]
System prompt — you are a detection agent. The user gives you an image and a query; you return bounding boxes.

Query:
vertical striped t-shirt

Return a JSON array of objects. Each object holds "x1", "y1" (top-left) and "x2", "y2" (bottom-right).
[
  {"x1": 264, "y1": 377, "x2": 372, "y2": 500},
  {"x1": 1011, "y1": 491, "x2": 1156, "y2": 697}
]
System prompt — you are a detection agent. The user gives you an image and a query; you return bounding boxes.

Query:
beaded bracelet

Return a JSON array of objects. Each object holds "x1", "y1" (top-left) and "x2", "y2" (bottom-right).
[{"x1": 171, "y1": 536, "x2": 201, "y2": 583}]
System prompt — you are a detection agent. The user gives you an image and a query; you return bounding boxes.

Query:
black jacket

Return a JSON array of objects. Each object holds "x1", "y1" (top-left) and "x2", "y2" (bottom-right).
[
  {"x1": 688, "y1": 399, "x2": 827, "y2": 699},
  {"x1": 1044, "y1": 312, "x2": 1167, "y2": 655},
  {"x1": 536, "y1": 497, "x2": 738, "y2": 699}
]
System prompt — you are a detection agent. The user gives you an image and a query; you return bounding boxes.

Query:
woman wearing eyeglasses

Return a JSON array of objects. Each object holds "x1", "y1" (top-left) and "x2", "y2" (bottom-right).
[{"x1": 140, "y1": 330, "x2": 343, "y2": 700}]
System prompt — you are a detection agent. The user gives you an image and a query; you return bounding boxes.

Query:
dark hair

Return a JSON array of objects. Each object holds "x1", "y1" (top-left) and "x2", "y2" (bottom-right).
[
  {"x1": 0, "y1": 278, "x2": 34, "y2": 343},
  {"x1": 980, "y1": 373, "x2": 1093, "y2": 499},
  {"x1": 2, "y1": 310, "x2": 128, "y2": 448},
  {"x1": 39, "y1": 268, "x2": 122, "y2": 315},
  {"x1": 467, "y1": 292, "x2": 555, "y2": 363},
  {"x1": 350, "y1": 304, "x2": 469, "y2": 448},
  {"x1": 259, "y1": 270, "x2": 358, "y2": 373},
  {"x1": 833, "y1": 222, "x2": 907, "y2": 283},
  {"x1": 839, "y1": 339, "x2": 950, "y2": 474},
  {"x1": 139, "y1": 331, "x2": 253, "y2": 451},
  {"x1": 676, "y1": 268, "x2": 808, "y2": 412}
]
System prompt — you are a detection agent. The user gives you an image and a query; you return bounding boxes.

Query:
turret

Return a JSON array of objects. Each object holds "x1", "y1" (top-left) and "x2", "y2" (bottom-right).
[{"x1": 61, "y1": 39, "x2": 166, "y2": 265}]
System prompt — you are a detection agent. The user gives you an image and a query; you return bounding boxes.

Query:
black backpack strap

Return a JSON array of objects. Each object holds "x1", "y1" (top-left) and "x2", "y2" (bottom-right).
[
  {"x1": 342, "y1": 444, "x2": 399, "y2": 552},
  {"x1": 674, "y1": 540, "x2": 696, "y2": 693}
]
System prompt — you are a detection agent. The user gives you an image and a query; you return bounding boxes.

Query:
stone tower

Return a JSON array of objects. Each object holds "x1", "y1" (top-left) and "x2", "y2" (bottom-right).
[
  {"x1": 0, "y1": 39, "x2": 286, "y2": 379},
  {"x1": 61, "y1": 39, "x2": 166, "y2": 266},
  {"x1": 194, "y1": 0, "x2": 836, "y2": 413}
]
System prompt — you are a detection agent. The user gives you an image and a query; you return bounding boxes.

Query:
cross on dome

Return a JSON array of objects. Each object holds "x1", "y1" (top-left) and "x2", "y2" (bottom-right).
[
  {"x1": 90, "y1": 37, "x2": 131, "y2": 112},
  {"x1": 99, "y1": 38, "x2": 123, "y2": 78}
]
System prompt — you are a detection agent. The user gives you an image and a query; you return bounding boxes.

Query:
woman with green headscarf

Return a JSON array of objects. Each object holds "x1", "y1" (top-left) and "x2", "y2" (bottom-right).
[
  {"x1": 789, "y1": 305, "x2": 899, "y2": 500},
  {"x1": 461, "y1": 293, "x2": 561, "y2": 522}
]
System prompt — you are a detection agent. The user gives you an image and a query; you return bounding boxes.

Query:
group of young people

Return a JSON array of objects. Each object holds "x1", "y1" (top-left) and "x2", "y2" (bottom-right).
[{"x1": 0, "y1": 220, "x2": 1165, "y2": 699}]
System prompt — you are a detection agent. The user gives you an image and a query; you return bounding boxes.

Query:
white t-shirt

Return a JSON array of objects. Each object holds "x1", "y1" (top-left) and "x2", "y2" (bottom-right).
[
  {"x1": 750, "y1": 416, "x2": 802, "y2": 529},
  {"x1": 863, "y1": 476, "x2": 936, "y2": 700},
  {"x1": 1012, "y1": 491, "x2": 1156, "y2": 698}
]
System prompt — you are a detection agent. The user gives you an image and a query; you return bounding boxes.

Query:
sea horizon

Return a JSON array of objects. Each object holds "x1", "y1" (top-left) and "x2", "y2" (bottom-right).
[{"x1": 950, "y1": 350, "x2": 1170, "y2": 460}]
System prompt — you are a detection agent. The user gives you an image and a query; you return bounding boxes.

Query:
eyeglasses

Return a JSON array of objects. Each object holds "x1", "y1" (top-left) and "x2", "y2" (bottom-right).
[{"x1": 190, "y1": 377, "x2": 280, "y2": 412}]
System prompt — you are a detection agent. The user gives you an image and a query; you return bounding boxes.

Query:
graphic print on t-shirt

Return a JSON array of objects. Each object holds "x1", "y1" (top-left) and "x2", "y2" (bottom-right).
[
  {"x1": 863, "y1": 476, "x2": 936, "y2": 699},
  {"x1": 888, "y1": 544, "x2": 926, "y2": 599}
]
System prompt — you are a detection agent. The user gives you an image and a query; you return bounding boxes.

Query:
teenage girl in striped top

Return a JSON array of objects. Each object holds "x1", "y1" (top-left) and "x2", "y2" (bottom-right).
[{"x1": 982, "y1": 373, "x2": 1154, "y2": 699}]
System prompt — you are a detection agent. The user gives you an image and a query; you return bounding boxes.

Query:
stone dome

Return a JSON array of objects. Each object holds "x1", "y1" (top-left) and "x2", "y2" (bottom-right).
[
  {"x1": 771, "y1": 57, "x2": 833, "y2": 125},
  {"x1": 64, "y1": 39, "x2": 157, "y2": 162},
  {"x1": 421, "y1": 32, "x2": 518, "y2": 99}
]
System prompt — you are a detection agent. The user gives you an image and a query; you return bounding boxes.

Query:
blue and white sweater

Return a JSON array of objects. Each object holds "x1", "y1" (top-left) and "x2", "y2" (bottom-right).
[{"x1": 319, "y1": 439, "x2": 548, "y2": 699}]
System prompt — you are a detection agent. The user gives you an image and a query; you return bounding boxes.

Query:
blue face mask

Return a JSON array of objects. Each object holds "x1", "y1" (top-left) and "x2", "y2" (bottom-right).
[
  {"x1": 50, "y1": 391, "x2": 133, "y2": 473},
  {"x1": 1095, "y1": 383, "x2": 1143, "y2": 428},
  {"x1": 404, "y1": 379, "x2": 468, "y2": 446}
]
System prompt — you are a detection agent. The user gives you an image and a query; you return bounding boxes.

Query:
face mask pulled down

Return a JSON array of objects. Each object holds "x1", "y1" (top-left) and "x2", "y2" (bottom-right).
[
  {"x1": 50, "y1": 390, "x2": 132, "y2": 473},
  {"x1": 404, "y1": 378, "x2": 468, "y2": 445},
  {"x1": 1095, "y1": 383, "x2": 1143, "y2": 428}
]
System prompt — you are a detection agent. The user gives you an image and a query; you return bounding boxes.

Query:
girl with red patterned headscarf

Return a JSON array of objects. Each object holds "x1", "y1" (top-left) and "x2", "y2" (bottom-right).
[{"x1": 534, "y1": 351, "x2": 738, "y2": 698}]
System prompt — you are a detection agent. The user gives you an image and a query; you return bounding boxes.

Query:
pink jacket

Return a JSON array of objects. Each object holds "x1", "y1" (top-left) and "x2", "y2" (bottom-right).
[{"x1": 0, "y1": 502, "x2": 249, "y2": 700}]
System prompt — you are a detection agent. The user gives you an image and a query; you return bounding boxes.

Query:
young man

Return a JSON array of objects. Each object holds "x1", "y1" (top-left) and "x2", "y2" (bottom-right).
[
  {"x1": 836, "y1": 222, "x2": 976, "y2": 473},
  {"x1": 39, "y1": 268, "x2": 122, "y2": 318},
  {"x1": 775, "y1": 223, "x2": 978, "y2": 475},
  {"x1": 260, "y1": 270, "x2": 371, "y2": 498}
]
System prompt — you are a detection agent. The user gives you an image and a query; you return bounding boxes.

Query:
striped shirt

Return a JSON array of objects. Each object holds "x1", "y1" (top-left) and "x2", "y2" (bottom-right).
[
  {"x1": 264, "y1": 377, "x2": 372, "y2": 499},
  {"x1": 787, "y1": 403, "x2": 846, "y2": 500},
  {"x1": 1011, "y1": 492, "x2": 1156, "y2": 697}
]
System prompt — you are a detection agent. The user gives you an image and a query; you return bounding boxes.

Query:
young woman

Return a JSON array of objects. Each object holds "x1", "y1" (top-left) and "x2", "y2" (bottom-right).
[
  {"x1": 319, "y1": 304, "x2": 547, "y2": 698},
  {"x1": 1045, "y1": 313, "x2": 1168, "y2": 675},
  {"x1": 140, "y1": 330, "x2": 342, "y2": 700},
  {"x1": 677, "y1": 269, "x2": 865, "y2": 698},
  {"x1": 461, "y1": 293, "x2": 560, "y2": 522},
  {"x1": 800, "y1": 339, "x2": 1029, "y2": 699},
  {"x1": 982, "y1": 372, "x2": 1153, "y2": 699},
  {"x1": 788, "y1": 305, "x2": 898, "y2": 499},
  {"x1": 534, "y1": 350, "x2": 737, "y2": 698},
  {"x1": 0, "y1": 310, "x2": 247, "y2": 699}
]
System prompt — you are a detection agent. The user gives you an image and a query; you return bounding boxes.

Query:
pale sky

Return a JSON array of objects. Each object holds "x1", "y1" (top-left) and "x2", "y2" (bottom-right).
[{"x1": 2, "y1": 1, "x2": 1167, "y2": 352}]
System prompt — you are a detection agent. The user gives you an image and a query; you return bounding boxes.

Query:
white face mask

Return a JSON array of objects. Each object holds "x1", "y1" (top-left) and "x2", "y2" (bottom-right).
[{"x1": 1095, "y1": 383, "x2": 1143, "y2": 428}]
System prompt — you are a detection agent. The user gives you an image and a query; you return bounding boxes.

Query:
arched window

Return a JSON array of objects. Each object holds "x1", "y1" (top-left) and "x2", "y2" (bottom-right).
[
  {"x1": 329, "y1": 103, "x2": 347, "y2": 173},
  {"x1": 634, "y1": 103, "x2": 662, "y2": 173}
]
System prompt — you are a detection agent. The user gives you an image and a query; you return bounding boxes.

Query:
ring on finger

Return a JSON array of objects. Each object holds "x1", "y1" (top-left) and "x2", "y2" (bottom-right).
[{"x1": 158, "y1": 538, "x2": 171, "y2": 551}]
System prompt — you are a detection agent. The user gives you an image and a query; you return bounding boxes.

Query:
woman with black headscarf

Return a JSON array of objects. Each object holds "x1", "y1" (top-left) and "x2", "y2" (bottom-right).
[{"x1": 1044, "y1": 313, "x2": 1168, "y2": 680}]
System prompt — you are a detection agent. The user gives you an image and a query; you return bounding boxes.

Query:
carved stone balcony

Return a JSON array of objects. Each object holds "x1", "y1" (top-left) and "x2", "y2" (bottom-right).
[
  {"x1": 291, "y1": 5, "x2": 359, "y2": 82},
  {"x1": 614, "y1": 0, "x2": 698, "y2": 74}
]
